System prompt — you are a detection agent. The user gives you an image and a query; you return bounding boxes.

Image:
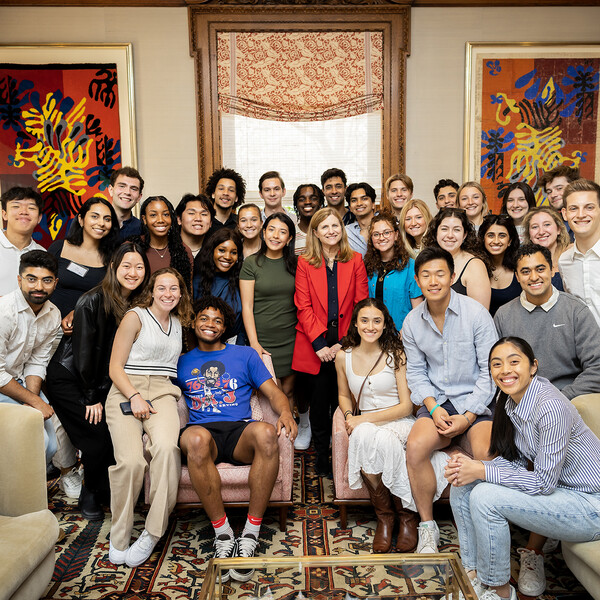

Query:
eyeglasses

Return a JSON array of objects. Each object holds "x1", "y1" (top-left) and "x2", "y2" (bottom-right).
[
  {"x1": 372, "y1": 230, "x2": 394, "y2": 240},
  {"x1": 23, "y1": 275, "x2": 56, "y2": 285}
]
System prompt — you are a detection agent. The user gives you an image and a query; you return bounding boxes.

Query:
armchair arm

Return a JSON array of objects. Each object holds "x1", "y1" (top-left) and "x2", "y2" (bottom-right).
[
  {"x1": 0, "y1": 403, "x2": 48, "y2": 516},
  {"x1": 572, "y1": 393, "x2": 600, "y2": 438}
]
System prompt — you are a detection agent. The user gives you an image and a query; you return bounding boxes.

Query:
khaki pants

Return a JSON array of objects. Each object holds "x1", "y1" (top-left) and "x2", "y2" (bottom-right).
[{"x1": 105, "y1": 375, "x2": 181, "y2": 551}]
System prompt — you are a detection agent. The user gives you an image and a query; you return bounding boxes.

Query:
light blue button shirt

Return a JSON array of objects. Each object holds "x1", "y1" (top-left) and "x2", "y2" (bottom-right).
[
  {"x1": 402, "y1": 290, "x2": 498, "y2": 415},
  {"x1": 345, "y1": 222, "x2": 367, "y2": 257}
]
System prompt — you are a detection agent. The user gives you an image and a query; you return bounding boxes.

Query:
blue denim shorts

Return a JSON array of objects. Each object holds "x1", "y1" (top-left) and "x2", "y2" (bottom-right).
[{"x1": 416, "y1": 399, "x2": 495, "y2": 425}]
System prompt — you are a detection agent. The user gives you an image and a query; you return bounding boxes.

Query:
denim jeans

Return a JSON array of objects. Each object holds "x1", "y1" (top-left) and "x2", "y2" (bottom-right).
[
  {"x1": 451, "y1": 481, "x2": 600, "y2": 587},
  {"x1": 0, "y1": 387, "x2": 57, "y2": 464}
]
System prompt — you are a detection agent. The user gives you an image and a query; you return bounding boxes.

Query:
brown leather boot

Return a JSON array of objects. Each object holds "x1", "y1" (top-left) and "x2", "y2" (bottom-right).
[
  {"x1": 392, "y1": 495, "x2": 419, "y2": 552},
  {"x1": 362, "y1": 476, "x2": 395, "y2": 553}
]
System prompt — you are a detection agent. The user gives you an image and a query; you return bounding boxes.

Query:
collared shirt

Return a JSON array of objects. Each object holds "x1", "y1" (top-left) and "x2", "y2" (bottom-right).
[
  {"x1": 402, "y1": 290, "x2": 498, "y2": 415},
  {"x1": 0, "y1": 230, "x2": 45, "y2": 296},
  {"x1": 312, "y1": 261, "x2": 339, "y2": 351},
  {"x1": 119, "y1": 215, "x2": 142, "y2": 240},
  {"x1": 0, "y1": 289, "x2": 60, "y2": 387},
  {"x1": 212, "y1": 213, "x2": 238, "y2": 231},
  {"x1": 485, "y1": 376, "x2": 600, "y2": 494},
  {"x1": 260, "y1": 208, "x2": 297, "y2": 226},
  {"x1": 519, "y1": 285, "x2": 559, "y2": 312},
  {"x1": 345, "y1": 222, "x2": 368, "y2": 257},
  {"x1": 559, "y1": 237, "x2": 600, "y2": 327}
]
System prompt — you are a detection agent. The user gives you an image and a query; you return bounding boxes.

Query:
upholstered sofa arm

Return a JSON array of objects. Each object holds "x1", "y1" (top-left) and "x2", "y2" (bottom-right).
[
  {"x1": 0, "y1": 404, "x2": 48, "y2": 516},
  {"x1": 572, "y1": 393, "x2": 600, "y2": 437}
]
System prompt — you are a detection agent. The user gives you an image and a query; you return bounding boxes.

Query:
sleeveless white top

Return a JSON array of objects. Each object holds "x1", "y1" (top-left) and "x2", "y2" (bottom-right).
[
  {"x1": 345, "y1": 349, "x2": 399, "y2": 411},
  {"x1": 124, "y1": 307, "x2": 182, "y2": 377}
]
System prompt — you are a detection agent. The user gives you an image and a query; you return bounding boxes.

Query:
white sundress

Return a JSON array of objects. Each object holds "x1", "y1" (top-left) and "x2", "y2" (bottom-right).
[{"x1": 345, "y1": 349, "x2": 449, "y2": 512}]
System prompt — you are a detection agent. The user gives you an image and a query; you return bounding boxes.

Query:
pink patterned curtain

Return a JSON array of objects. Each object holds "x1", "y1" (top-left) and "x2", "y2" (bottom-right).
[{"x1": 217, "y1": 31, "x2": 383, "y2": 122}]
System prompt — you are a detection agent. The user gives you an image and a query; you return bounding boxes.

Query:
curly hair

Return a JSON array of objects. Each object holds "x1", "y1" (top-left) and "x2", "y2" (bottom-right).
[
  {"x1": 422, "y1": 207, "x2": 492, "y2": 276},
  {"x1": 133, "y1": 267, "x2": 195, "y2": 327},
  {"x1": 292, "y1": 184, "x2": 324, "y2": 217},
  {"x1": 194, "y1": 228, "x2": 243, "y2": 300},
  {"x1": 539, "y1": 165, "x2": 580, "y2": 191},
  {"x1": 364, "y1": 212, "x2": 410, "y2": 278},
  {"x1": 193, "y1": 295, "x2": 236, "y2": 340},
  {"x1": 478, "y1": 214, "x2": 520, "y2": 271},
  {"x1": 257, "y1": 212, "x2": 298, "y2": 276},
  {"x1": 135, "y1": 196, "x2": 193, "y2": 291},
  {"x1": 340, "y1": 298, "x2": 405, "y2": 371},
  {"x1": 205, "y1": 168, "x2": 246, "y2": 208},
  {"x1": 399, "y1": 198, "x2": 432, "y2": 258},
  {"x1": 66, "y1": 197, "x2": 121, "y2": 265}
]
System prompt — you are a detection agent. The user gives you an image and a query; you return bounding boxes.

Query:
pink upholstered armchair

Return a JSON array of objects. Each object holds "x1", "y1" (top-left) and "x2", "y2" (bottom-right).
[
  {"x1": 143, "y1": 355, "x2": 294, "y2": 531},
  {"x1": 332, "y1": 407, "x2": 471, "y2": 529}
]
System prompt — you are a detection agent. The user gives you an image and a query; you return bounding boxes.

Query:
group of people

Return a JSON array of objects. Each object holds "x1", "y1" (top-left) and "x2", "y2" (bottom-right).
[{"x1": 1, "y1": 161, "x2": 600, "y2": 599}]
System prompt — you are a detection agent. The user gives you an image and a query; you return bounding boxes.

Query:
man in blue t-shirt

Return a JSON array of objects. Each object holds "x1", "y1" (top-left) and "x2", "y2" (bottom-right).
[{"x1": 175, "y1": 296, "x2": 297, "y2": 583}]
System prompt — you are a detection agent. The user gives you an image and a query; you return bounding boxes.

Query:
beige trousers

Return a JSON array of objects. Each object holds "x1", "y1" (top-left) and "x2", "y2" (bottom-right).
[{"x1": 105, "y1": 375, "x2": 181, "y2": 550}]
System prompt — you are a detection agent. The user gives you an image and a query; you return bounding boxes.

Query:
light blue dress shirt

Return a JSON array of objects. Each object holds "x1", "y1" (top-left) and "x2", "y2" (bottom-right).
[
  {"x1": 402, "y1": 290, "x2": 498, "y2": 415},
  {"x1": 345, "y1": 222, "x2": 367, "y2": 257}
]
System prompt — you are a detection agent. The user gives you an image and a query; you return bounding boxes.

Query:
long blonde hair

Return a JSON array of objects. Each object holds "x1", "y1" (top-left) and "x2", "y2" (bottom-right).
[
  {"x1": 458, "y1": 181, "x2": 489, "y2": 219},
  {"x1": 303, "y1": 207, "x2": 355, "y2": 267},
  {"x1": 398, "y1": 198, "x2": 432, "y2": 258}
]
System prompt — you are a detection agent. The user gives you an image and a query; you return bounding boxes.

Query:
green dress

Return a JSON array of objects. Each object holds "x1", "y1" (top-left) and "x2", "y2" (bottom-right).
[{"x1": 240, "y1": 254, "x2": 297, "y2": 378}]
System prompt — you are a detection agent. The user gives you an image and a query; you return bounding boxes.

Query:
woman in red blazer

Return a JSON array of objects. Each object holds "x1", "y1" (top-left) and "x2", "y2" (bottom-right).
[{"x1": 292, "y1": 207, "x2": 368, "y2": 474}]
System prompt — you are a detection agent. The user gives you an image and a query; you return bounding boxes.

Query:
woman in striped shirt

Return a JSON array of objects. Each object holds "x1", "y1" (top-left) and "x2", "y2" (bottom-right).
[{"x1": 445, "y1": 337, "x2": 600, "y2": 600}]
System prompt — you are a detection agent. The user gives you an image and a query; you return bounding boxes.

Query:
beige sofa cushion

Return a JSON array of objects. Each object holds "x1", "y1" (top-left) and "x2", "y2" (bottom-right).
[{"x1": 0, "y1": 509, "x2": 58, "y2": 600}]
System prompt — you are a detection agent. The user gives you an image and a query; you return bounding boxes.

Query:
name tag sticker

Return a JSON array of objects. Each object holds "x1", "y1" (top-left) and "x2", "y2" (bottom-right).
[{"x1": 66, "y1": 262, "x2": 89, "y2": 277}]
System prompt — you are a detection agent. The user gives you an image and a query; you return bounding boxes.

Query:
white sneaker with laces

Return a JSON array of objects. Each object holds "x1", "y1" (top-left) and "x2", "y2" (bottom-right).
[
  {"x1": 230, "y1": 534, "x2": 259, "y2": 582},
  {"x1": 59, "y1": 466, "x2": 83, "y2": 499},
  {"x1": 125, "y1": 529, "x2": 159, "y2": 567},
  {"x1": 294, "y1": 420, "x2": 312, "y2": 451},
  {"x1": 213, "y1": 534, "x2": 236, "y2": 583},
  {"x1": 517, "y1": 547, "x2": 546, "y2": 596},
  {"x1": 479, "y1": 585, "x2": 517, "y2": 600},
  {"x1": 441, "y1": 576, "x2": 486, "y2": 600},
  {"x1": 416, "y1": 522, "x2": 440, "y2": 553},
  {"x1": 109, "y1": 540, "x2": 128, "y2": 565}
]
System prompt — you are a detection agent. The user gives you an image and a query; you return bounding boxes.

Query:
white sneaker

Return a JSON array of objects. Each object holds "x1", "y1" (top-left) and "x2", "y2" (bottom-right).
[
  {"x1": 517, "y1": 547, "x2": 546, "y2": 596},
  {"x1": 230, "y1": 533, "x2": 259, "y2": 582},
  {"x1": 125, "y1": 529, "x2": 159, "y2": 567},
  {"x1": 109, "y1": 540, "x2": 128, "y2": 565},
  {"x1": 416, "y1": 521, "x2": 440, "y2": 553},
  {"x1": 294, "y1": 419, "x2": 311, "y2": 451},
  {"x1": 213, "y1": 534, "x2": 236, "y2": 583},
  {"x1": 542, "y1": 537, "x2": 559, "y2": 553},
  {"x1": 479, "y1": 585, "x2": 517, "y2": 600},
  {"x1": 59, "y1": 466, "x2": 83, "y2": 499},
  {"x1": 442, "y1": 576, "x2": 486, "y2": 600}
]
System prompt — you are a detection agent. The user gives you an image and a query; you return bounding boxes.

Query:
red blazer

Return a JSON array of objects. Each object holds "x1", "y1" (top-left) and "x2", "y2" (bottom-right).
[{"x1": 292, "y1": 252, "x2": 368, "y2": 375}]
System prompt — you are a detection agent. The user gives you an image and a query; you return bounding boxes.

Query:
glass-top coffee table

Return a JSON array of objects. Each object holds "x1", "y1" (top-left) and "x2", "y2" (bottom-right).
[{"x1": 200, "y1": 553, "x2": 476, "y2": 600}]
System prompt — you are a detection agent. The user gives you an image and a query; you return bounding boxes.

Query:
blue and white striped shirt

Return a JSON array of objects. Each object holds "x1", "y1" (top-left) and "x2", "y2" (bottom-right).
[{"x1": 485, "y1": 376, "x2": 600, "y2": 495}]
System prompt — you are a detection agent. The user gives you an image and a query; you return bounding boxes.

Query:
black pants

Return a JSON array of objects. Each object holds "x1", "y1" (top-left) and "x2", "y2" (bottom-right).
[
  {"x1": 306, "y1": 360, "x2": 338, "y2": 466},
  {"x1": 45, "y1": 362, "x2": 115, "y2": 497}
]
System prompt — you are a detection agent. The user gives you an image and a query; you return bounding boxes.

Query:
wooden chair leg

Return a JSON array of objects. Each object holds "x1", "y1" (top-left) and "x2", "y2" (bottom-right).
[
  {"x1": 340, "y1": 505, "x2": 347, "y2": 529},
  {"x1": 279, "y1": 506, "x2": 288, "y2": 532}
]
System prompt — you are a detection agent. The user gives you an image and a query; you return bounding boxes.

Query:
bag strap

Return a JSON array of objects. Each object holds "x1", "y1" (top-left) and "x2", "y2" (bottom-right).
[{"x1": 352, "y1": 350, "x2": 385, "y2": 415}]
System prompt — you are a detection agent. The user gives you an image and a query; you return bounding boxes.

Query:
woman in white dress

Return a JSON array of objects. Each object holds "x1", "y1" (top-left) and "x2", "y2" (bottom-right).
[{"x1": 335, "y1": 298, "x2": 448, "y2": 553}]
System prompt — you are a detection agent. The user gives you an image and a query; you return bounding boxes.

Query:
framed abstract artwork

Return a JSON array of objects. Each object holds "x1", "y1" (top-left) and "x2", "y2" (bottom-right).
[
  {"x1": 464, "y1": 43, "x2": 600, "y2": 213},
  {"x1": 0, "y1": 44, "x2": 137, "y2": 246}
]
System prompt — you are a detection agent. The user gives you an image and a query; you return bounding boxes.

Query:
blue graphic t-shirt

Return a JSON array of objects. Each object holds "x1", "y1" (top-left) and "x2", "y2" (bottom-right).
[{"x1": 175, "y1": 345, "x2": 272, "y2": 425}]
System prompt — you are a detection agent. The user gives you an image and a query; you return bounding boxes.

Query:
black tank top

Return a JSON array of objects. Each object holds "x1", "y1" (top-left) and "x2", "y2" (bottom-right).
[{"x1": 451, "y1": 257, "x2": 476, "y2": 296}]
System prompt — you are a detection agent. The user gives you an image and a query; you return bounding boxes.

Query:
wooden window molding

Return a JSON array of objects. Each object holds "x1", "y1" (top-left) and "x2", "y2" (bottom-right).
[{"x1": 188, "y1": 1, "x2": 410, "y2": 189}]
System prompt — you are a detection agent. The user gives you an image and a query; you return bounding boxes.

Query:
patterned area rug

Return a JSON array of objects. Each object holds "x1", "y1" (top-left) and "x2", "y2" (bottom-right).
[{"x1": 44, "y1": 449, "x2": 587, "y2": 600}]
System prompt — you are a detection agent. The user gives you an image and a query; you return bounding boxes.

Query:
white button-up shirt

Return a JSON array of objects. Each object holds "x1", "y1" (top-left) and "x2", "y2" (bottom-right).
[
  {"x1": 0, "y1": 288, "x2": 60, "y2": 387},
  {"x1": 558, "y1": 237, "x2": 600, "y2": 327},
  {"x1": 0, "y1": 230, "x2": 45, "y2": 296}
]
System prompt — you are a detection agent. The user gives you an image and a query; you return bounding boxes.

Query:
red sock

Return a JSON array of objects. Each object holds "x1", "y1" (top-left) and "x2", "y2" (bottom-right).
[
  {"x1": 242, "y1": 514, "x2": 262, "y2": 538},
  {"x1": 211, "y1": 515, "x2": 233, "y2": 539}
]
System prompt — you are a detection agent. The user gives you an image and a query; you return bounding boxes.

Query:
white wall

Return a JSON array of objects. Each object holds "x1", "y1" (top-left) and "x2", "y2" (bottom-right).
[
  {"x1": 407, "y1": 6, "x2": 600, "y2": 205},
  {"x1": 0, "y1": 7, "x2": 198, "y2": 202},
  {"x1": 1, "y1": 5, "x2": 599, "y2": 208}
]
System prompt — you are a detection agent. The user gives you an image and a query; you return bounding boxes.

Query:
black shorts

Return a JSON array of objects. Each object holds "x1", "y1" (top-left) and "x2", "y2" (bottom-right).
[
  {"x1": 416, "y1": 399, "x2": 495, "y2": 425},
  {"x1": 180, "y1": 420, "x2": 252, "y2": 465}
]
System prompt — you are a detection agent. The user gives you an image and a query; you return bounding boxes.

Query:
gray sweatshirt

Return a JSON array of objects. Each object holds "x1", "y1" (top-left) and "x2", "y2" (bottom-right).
[{"x1": 494, "y1": 290, "x2": 600, "y2": 399}]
